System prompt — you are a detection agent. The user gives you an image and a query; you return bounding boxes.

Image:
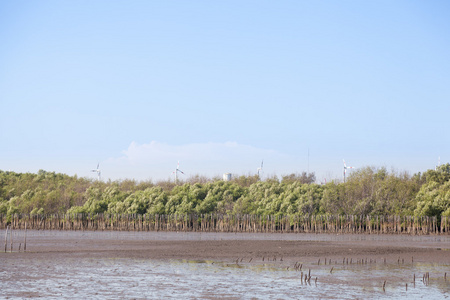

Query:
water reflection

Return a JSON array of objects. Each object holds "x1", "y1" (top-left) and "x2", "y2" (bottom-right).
[
  {"x1": 1, "y1": 230, "x2": 449, "y2": 299},
  {"x1": 1, "y1": 256, "x2": 449, "y2": 299}
]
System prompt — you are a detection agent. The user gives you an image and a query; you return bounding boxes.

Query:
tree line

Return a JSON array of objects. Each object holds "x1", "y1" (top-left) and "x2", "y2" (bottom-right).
[{"x1": 1, "y1": 165, "x2": 449, "y2": 218}]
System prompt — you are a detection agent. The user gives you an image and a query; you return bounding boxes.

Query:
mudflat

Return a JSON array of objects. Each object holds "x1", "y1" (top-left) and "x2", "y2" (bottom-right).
[
  {"x1": 4, "y1": 230, "x2": 450, "y2": 264},
  {"x1": 2, "y1": 231, "x2": 450, "y2": 299}
]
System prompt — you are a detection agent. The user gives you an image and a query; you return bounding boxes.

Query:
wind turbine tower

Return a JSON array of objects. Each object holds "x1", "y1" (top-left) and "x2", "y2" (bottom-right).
[
  {"x1": 257, "y1": 160, "x2": 264, "y2": 179},
  {"x1": 173, "y1": 161, "x2": 185, "y2": 183},
  {"x1": 343, "y1": 159, "x2": 354, "y2": 183},
  {"x1": 436, "y1": 156, "x2": 441, "y2": 171},
  {"x1": 91, "y1": 163, "x2": 101, "y2": 181}
]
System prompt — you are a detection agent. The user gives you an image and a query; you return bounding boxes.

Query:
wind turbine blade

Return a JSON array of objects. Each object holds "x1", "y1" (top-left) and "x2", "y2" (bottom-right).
[
  {"x1": 178, "y1": 170, "x2": 185, "y2": 174},
  {"x1": 97, "y1": 163, "x2": 99, "y2": 169}
]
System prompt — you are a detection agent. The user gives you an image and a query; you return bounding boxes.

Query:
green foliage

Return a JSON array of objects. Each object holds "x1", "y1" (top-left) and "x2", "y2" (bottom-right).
[
  {"x1": 342, "y1": 167, "x2": 420, "y2": 215},
  {"x1": 0, "y1": 202, "x2": 7, "y2": 214},
  {"x1": 281, "y1": 172, "x2": 316, "y2": 185},
  {"x1": 232, "y1": 175, "x2": 260, "y2": 187},
  {"x1": 30, "y1": 207, "x2": 44, "y2": 215},
  {"x1": 0, "y1": 165, "x2": 449, "y2": 217},
  {"x1": 422, "y1": 164, "x2": 450, "y2": 184},
  {"x1": 415, "y1": 181, "x2": 450, "y2": 217},
  {"x1": 413, "y1": 164, "x2": 450, "y2": 217}
]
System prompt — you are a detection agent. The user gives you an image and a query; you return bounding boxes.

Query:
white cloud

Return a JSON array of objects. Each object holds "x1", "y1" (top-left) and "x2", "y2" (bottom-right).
[{"x1": 105, "y1": 141, "x2": 300, "y2": 181}]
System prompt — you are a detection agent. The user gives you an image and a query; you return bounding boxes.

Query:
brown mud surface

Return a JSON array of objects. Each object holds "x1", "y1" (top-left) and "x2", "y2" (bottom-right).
[
  {"x1": 2, "y1": 231, "x2": 450, "y2": 299},
  {"x1": 5, "y1": 231, "x2": 450, "y2": 264}
]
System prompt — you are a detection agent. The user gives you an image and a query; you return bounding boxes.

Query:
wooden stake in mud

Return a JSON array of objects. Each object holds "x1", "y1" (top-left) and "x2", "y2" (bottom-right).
[
  {"x1": 10, "y1": 225, "x2": 13, "y2": 253},
  {"x1": 382, "y1": 280, "x2": 386, "y2": 292},
  {"x1": 24, "y1": 223, "x2": 27, "y2": 252},
  {"x1": 4, "y1": 225, "x2": 8, "y2": 253}
]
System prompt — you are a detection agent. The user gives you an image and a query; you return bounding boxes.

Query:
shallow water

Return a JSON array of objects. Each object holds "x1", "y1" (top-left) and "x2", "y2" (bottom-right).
[
  {"x1": 1, "y1": 255, "x2": 449, "y2": 299},
  {"x1": 1, "y1": 230, "x2": 449, "y2": 299}
]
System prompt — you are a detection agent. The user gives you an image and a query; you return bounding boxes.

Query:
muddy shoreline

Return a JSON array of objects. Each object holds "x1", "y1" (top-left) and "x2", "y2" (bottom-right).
[
  {"x1": 4, "y1": 230, "x2": 450, "y2": 263},
  {"x1": 2, "y1": 231, "x2": 450, "y2": 299}
]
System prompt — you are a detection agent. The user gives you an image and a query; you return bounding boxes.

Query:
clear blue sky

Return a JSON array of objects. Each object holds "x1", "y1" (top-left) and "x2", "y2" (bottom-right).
[{"x1": 1, "y1": 1, "x2": 449, "y2": 182}]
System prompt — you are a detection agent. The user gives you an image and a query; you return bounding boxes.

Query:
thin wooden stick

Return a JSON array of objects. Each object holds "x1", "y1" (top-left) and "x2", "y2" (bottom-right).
[
  {"x1": 10, "y1": 225, "x2": 13, "y2": 253},
  {"x1": 4, "y1": 225, "x2": 8, "y2": 253},
  {"x1": 24, "y1": 223, "x2": 27, "y2": 252}
]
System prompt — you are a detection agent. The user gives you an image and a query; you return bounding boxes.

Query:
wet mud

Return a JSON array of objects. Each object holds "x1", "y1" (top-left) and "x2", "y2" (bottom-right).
[{"x1": 1, "y1": 231, "x2": 449, "y2": 299}]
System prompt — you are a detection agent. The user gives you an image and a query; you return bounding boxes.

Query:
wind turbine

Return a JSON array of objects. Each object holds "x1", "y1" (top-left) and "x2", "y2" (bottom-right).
[
  {"x1": 436, "y1": 156, "x2": 441, "y2": 171},
  {"x1": 343, "y1": 159, "x2": 354, "y2": 183},
  {"x1": 257, "y1": 160, "x2": 264, "y2": 178},
  {"x1": 172, "y1": 161, "x2": 184, "y2": 183},
  {"x1": 91, "y1": 163, "x2": 101, "y2": 181}
]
